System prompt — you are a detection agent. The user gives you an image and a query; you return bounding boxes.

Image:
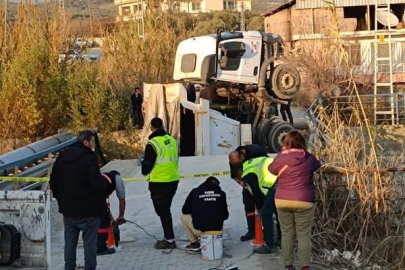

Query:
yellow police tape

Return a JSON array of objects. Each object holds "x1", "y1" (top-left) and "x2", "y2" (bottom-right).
[{"x1": 0, "y1": 171, "x2": 230, "y2": 183}]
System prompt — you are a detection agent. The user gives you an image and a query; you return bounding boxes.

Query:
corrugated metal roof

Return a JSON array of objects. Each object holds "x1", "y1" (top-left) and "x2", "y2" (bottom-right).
[{"x1": 297, "y1": 0, "x2": 405, "y2": 9}]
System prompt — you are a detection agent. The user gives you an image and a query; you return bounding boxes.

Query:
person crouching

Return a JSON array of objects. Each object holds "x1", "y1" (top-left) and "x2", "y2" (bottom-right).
[{"x1": 181, "y1": 177, "x2": 229, "y2": 251}]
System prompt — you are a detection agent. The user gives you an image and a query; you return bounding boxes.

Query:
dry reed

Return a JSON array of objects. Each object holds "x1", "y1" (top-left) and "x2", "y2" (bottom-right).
[{"x1": 303, "y1": 1, "x2": 405, "y2": 269}]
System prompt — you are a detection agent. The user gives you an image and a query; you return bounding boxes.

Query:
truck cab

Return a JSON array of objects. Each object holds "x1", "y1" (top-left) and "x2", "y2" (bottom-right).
[{"x1": 174, "y1": 31, "x2": 283, "y2": 87}]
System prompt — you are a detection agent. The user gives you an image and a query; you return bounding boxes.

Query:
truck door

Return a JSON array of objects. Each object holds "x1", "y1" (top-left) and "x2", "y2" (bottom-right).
[{"x1": 217, "y1": 38, "x2": 262, "y2": 85}]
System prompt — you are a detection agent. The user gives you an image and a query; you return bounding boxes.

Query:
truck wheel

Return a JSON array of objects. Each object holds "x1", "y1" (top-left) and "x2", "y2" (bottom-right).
[
  {"x1": 267, "y1": 121, "x2": 295, "y2": 153},
  {"x1": 256, "y1": 119, "x2": 271, "y2": 148},
  {"x1": 271, "y1": 64, "x2": 301, "y2": 100}
]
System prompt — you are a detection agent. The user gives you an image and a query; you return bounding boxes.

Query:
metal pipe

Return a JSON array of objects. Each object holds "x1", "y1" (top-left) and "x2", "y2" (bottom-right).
[
  {"x1": 256, "y1": 57, "x2": 288, "y2": 105},
  {"x1": 0, "y1": 132, "x2": 73, "y2": 175},
  {"x1": 209, "y1": 104, "x2": 238, "y2": 111},
  {"x1": 253, "y1": 98, "x2": 264, "y2": 128}
]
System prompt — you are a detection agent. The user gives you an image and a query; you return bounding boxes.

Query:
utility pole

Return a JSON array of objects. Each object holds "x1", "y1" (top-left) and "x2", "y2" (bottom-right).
[
  {"x1": 240, "y1": 1, "x2": 246, "y2": 31},
  {"x1": 87, "y1": 0, "x2": 93, "y2": 37},
  {"x1": 4, "y1": 0, "x2": 7, "y2": 37},
  {"x1": 59, "y1": 0, "x2": 66, "y2": 30}
]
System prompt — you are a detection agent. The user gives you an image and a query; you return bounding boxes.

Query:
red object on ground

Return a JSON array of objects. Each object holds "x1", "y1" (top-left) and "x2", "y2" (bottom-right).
[
  {"x1": 253, "y1": 209, "x2": 264, "y2": 246},
  {"x1": 107, "y1": 226, "x2": 115, "y2": 247}
]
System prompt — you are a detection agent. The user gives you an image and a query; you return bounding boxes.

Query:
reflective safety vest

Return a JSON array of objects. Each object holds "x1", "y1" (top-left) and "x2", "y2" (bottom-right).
[
  {"x1": 242, "y1": 157, "x2": 277, "y2": 195},
  {"x1": 148, "y1": 134, "x2": 179, "y2": 182}
]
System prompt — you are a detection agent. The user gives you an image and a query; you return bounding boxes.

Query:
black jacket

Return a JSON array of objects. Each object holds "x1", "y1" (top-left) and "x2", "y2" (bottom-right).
[
  {"x1": 186, "y1": 84, "x2": 196, "y2": 103},
  {"x1": 182, "y1": 180, "x2": 229, "y2": 231},
  {"x1": 230, "y1": 144, "x2": 267, "y2": 179},
  {"x1": 240, "y1": 144, "x2": 268, "y2": 209},
  {"x1": 244, "y1": 144, "x2": 267, "y2": 160},
  {"x1": 243, "y1": 173, "x2": 265, "y2": 210},
  {"x1": 141, "y1": 129, "x2": 168, "y2": 176},
  {"x1": 131, "y1": 93, "x2": 143, "y2": 111},
  {"x1": 50, "y1": 143, "x2": 108, "y2": 217}
]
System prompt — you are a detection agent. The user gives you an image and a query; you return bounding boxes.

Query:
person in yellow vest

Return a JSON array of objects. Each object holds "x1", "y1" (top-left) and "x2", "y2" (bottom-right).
[
  {"x1": 242, "y1": 156, "x2": 280, "y2": 254},
  {"x1": 141, "y1": 117, "x2": 179, "y2": 249}
]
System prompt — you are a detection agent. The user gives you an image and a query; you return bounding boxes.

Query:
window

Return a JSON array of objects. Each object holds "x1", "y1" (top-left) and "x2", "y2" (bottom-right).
[
  {"x1": 344, "y1": 44, "x2": 361, "y2": 66},
  {"x1": 223, "y1": 1, "x2": 236, "y2": 10},
  {"x1": 192, "y1": 2, "x2": 201, "y2": 11},
  {"x1": 219, "y1": 42, "x2": 246, "y2": 71},
  {"x1": 133, "y1": 4, "x2": 141, "y2": 12},
  {"x1": 343, "y1": 6, "x2": 367, "y2": 31},
  {"x1": 122, "y1": 6, "x2": 130, "y2": 16},
  {"x1": 181, "y1": 54, "x2": 197, "y2": 73},
  {"x1": 173, "y1": 3, "x2": 180, "y2": 11}
]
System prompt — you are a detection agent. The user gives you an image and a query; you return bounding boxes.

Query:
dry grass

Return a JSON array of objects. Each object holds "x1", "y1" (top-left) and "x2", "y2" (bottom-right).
[{"x1": 304, "y1": 2, "x2": 405, "y2": 269}]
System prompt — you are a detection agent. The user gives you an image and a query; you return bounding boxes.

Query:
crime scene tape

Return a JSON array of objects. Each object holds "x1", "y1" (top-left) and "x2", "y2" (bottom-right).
[{"x1": 0, "y1": 171, "x2": 231, "y2": 183}]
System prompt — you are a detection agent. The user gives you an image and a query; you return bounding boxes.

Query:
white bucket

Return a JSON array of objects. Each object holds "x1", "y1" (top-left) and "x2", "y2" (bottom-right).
[{"x1": 200, "y1": 231, "x2": 223, "y2": 261}]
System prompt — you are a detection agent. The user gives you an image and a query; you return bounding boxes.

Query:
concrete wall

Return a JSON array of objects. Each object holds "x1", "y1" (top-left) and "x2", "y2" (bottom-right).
[
  {"x1": 0, "y1": 191, "x2": 51, "y2": 268},
  {"x1": 265, "y1": 6, "x2": 357, "y2": 41},
  {"x1": 264, "y1": 8, "x2": 291, "y2": 41},
  {"x1": 204, "y1": 0, "x2": 223, "y2": 11}
]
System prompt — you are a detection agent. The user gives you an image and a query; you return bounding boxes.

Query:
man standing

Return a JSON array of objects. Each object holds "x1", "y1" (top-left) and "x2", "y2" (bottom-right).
[
  {"x1": 142, "y1": 117, "x2": 179, "y2": 249},
  {"x1": 180, "y1": 83, "x2": 197, "y2": 156},
  {"x1": 181, "y1": 177, "x2": 229, "y2": 251},
  {"x1": 228, "y1": 144, "x2": 267, "y2": 241},
  {"x1": 131, "y1": 87, "x2": 143, "y2": 129},
  {"x1": 242, "y1": 156, "x2": 280, "y2": 254},
  {"x1": 96, "y1": 170, "x2": 126, "y2": 256},
  {"x1": 50, "y1": 130, "x2": 108, "y2": 270}
]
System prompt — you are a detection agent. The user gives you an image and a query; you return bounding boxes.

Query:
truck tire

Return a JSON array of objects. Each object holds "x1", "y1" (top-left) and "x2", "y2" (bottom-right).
[
  {"x1": 256, "y1": 119, "x2": 271, "y2": 148},
  {"x1": 255, "y1": 118, "x2": 278, "y2": 151},
  {"x1": 267, "y1": 121, "x2": 295, "y2": 153},
  {"x1": 271, "y1": 64, "x2": 301, "y2": 100}
]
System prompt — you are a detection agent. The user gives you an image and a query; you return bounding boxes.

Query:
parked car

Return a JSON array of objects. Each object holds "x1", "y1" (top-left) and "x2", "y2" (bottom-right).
[{"x1": 58, "y1": 50, "x2": 99, "y2": 63}]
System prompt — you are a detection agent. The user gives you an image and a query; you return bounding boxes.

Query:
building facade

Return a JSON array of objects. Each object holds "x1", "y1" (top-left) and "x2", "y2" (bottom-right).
[
  {"x1": 264, "y1": 0, "x2": 405, "y2": 82},
  {"x1": 115, "y1": 0, "x2": 253, "y2": 20}
]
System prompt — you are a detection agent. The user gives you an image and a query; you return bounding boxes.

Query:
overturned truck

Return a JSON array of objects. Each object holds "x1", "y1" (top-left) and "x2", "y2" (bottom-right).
[
  {"x1": 143, "y1": 30, "x2": 301, "y2": 154},
  {"x1": 174, "y1": 30, "x2": 301, "y2": 152}
]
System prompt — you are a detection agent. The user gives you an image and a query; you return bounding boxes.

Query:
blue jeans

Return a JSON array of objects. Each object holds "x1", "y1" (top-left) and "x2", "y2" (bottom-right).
[
  {"x1": 64, "y1": 216, "x2": 100, "y2": 270},
  {"x1": 261, "y1": 186, "x2": 281, "y2": 248}
]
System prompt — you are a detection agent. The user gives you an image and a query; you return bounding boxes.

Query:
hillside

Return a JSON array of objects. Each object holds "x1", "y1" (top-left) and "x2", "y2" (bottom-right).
[{"x1": 5, "y1": 0, "x2": 117, "y2": 22}]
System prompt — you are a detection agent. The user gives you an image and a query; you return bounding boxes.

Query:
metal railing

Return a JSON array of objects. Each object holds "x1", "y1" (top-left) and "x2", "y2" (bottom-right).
[
  {"x1": 305, "y1": 93, "x2": 405, "y2": 125},
  {"x1": 332, "y1": 93, "x2": 405, "y2": 125},
  {"x1": 0, "y1": 138, "x2": 77, "y2": 191}
]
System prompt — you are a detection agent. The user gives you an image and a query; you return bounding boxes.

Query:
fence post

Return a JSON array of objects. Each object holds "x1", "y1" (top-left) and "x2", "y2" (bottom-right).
[{"x1": 395, "y1": 93, "x2": 399, "y2": 125}]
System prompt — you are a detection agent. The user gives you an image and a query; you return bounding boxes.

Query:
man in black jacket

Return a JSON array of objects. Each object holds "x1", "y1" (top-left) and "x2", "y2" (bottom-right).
[
  {"x1": 130, "y1": 87, "x2": 143, "y2": 129},
  {"x1": 229, "y1": 144, "x2": 267, "y2": 241},
  {"x1": 50, "y1": 130, "x2": 108, "y2": 270},
  {"x1": 181, "y1": 177, "x2": 229, "y2": 251}
]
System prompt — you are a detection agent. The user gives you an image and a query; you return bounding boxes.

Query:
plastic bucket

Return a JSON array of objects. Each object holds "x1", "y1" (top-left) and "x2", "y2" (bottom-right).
[{"x1": 200, "y1": 231, "x2": 223, "y2": 261}]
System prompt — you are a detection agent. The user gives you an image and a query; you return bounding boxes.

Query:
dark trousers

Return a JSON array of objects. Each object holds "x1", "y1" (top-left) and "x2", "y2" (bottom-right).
[
  {"x1": 280, "y1": 101, "x2": 293, "y2": 124},
  {"x1": 261, "y1": 187, "x2": 281, "y2": 248},
  {"x1": 97, "y1": 212, "x2": 110, "y2": 252},
  {"x1": 180, "y1": 109, "x2": 196, "y2": 157},
  {"x1": 242, "y1": 188, "x2": 255, "y2": 233},
  {"x1": 132, "y1": 110, "x2": 143, "y2": 127},
  {"x1": 149, "y1": 181, "x2": 179, "y2": 240},
  {"x1": 64, "y1": 216, "x2": 100, "y2": 270}
]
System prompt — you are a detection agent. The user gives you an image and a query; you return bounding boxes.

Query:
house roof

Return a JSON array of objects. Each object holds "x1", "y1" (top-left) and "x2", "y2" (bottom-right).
[
  {"x1": 296, "y1": 0, "x2": 405, "y2": 9},
  {"x1": 262, "y1": 0, "x2": 296, "y2": 17}
]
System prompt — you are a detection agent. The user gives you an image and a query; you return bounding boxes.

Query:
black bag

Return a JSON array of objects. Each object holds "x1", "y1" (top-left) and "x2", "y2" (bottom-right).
[{"x1": 0, "y1": 223, "x2": 21, "y2": 266}]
